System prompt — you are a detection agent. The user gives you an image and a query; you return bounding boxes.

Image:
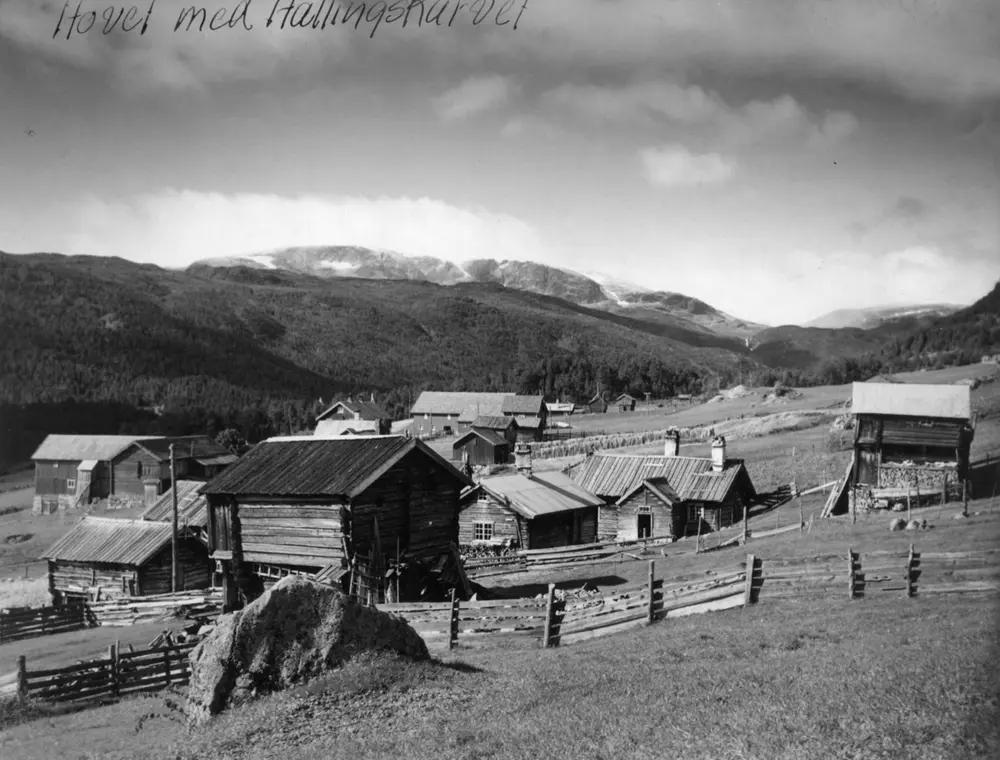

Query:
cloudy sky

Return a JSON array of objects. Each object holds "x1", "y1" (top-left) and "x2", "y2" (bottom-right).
[{"x1": 1, "y1": 0, "x2": 997, "y2": 325}]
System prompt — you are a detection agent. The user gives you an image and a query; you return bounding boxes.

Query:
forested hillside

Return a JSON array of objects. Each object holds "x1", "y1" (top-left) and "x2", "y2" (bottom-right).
[{"x1": 0, "y1": 253, "x2": 744, "y2": 465}]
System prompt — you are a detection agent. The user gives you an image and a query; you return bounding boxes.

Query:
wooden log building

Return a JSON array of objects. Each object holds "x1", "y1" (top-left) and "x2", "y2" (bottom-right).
[
  {"x1": 847, "y1": 382, "x2": 974, "y2": 510},
  {"x1": 458, "y1": 444, "x2": 603, "y2": 550},
  {"x1": 41, "y1": 517, "x2": 211, "y2": 605},
  {"x1": 110, "y1": 436, "x2": 237, "y2": 508},
  {"x1": 614, "y1": 393, "x2": 638, "y2": 412},
  {"x1": 200, "y1": 435, "x2": 474, "y2": 606},
  {"x1": 587, "y1": 394, "x2": 609, "y2": 414},
  {"x1": 315, "y1": 395, "x2": 392, "y2": 434},
  {"x1": 571, "y1": 433, "x2": 756, "y2": 541},
  {"x1": 452, "y1": 429, "x2": 512, "y2": 467}
]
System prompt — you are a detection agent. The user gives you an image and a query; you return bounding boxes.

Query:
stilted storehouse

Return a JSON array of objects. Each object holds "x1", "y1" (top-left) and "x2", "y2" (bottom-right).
[
  {"x1": 843, "y1": 382, "x2": 974, "y2": 514},
  {"x1": 571, "y1": 432, "x2": 756, "y2": 541},
  {"x1": 200, "y1": 435, "x2": 474, "y2": 607},
  {"x1": 41, "y1": 517, "x2": 210, "y2": 605},
  {"x1": 458, "y1": 443, "x2": 603, "y2": 550}
]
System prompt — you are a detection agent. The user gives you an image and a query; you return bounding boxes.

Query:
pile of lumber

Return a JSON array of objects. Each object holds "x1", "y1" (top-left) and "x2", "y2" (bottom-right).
[{"x1": 87, "y1": 590, "x2": 223, "y2": 627}]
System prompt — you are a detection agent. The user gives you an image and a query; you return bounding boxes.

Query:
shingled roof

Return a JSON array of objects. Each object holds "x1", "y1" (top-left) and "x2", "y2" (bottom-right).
[
  {"x1": 129, "y1": 436, "x2": 237, "y2": 464},
  {"x1": 142, "y1": 480, "x2": 208, "y2": 528},
  {"x1": 573, "y1": 452, "x2": 755, "y2": 504},
  {"x1": 200, "y1": 435, "x2": 472, "y2": 497},
  {"x1": 502, "y1": 395, "x2": 545, "y2": 415},
  {"x1": 411, "y1": 392, "x2": 512, "y2": 416},
  {"x1": 42, "y1": 517, "x2": 184, "y2": 566}
]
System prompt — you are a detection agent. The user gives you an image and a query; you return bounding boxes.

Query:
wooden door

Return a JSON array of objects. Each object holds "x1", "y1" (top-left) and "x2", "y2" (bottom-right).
[
  {"x1": 637, "y1": 513, "x2": 652, "y2": 539},
  {"x1": 144, "y1": 483, "x2": 158, "y2": 507},
  {"x1": 857, "y1": 449, "x2": 878, "y2": 486}
]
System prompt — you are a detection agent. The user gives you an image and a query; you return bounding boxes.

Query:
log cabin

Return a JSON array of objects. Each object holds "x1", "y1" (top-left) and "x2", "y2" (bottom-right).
[
  {"x1": 409, "y1": 392, "x2": 548, "y2": 437},
  {"x1": 471, "y1": 415, "x2": 519, "y2": 445},
  {"x1": 452, "y1": 429, "x2": 512, "y2": 467},
  {"x1": 200, "y1": 435, "x2": 474, "y2": 606},
  {"x1": 31, "y1": 434, "x2": 165, "y2": 515},
  {"x1": 41, "y1": 516, "x2": 211, "y2": 605},
  {"x1": 110, "y1": 436, "x2": 237, "y2": 508},
  {"x1": 845, "y1": 382, "x2": 974, "y2": 513},
  {"x1": 571, "y1": 433, "x2": 756, "y2": 541},
  {"x1": 458, "y1": 443, "x2": 603, "y2": 550}
]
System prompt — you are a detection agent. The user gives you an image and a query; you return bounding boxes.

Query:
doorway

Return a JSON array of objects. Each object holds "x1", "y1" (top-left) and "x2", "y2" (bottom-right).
[{"x1": 637, "y1": 513, "x2": 652, "y2": 539}]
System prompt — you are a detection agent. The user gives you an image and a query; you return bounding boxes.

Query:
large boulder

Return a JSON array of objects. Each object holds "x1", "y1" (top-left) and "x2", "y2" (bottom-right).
[{"x1": 185, "y1": 575, "x2": 429, "y2": 725}]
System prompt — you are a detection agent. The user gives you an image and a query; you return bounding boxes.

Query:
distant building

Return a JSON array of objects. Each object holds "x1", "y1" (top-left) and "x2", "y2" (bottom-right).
[
  {"x1": 458, "y1": 443, "x2": 603, "y2": 549},
  {"x1": 614, "y1": 393, "x2": 638, "y2": 412},
  {"x1": 31, "y1": 435, "x2": 164, "y2": 514},
  {"x1": 315, "y1": 396, "x2": 391, "y2": 434},
  {"x1": 409, "y1": 392, "x2": 547, "y2": 437},
  {"x1": 471, "y1": 415, "x2": 519, "y2": 446},
  {"x1": 545, "y1": 401, "x2": 575, "y2": 417},
  {"x1": 111, "y1": 436, "x2": 238, "y2": 508},
  {"x1": 452, "y1": 429, "x2": 512, "y2": 467},
  {"x1": 587, "y1": 394, "x2": 609, "y2": 414}
]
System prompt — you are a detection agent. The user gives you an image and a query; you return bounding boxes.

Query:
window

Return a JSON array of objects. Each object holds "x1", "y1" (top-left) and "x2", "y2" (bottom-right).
[
  {"x1": 66, "y1": 478, "x2": 76, "y2": 491},
  {"x1": 473, "y1": 521, "x2": 494, "y2": 542}
]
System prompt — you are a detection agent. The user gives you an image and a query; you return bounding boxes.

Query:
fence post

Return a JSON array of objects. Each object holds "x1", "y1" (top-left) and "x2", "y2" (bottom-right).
[
  {"x1": 647, "y1": 561, "x2": 655, "y2": 624},
  {"x1": 164, "y1": 646, "x2": 172, "y2": 687},
  {"x1": 741, "y1": 505, "x2": 748, "y2": 545},
  {"x1": 744, "y1": 554, "x2": 755, "y2": 606},
  {"x1": 16, "y1": 656, "x2": 27, "y2": 703},
  {"x1": 108, "y1": 643, "x2": 120, "y2": 698},
  {"x1": 798, "y1": 497, "x2": 804, "y2": 533},
  {"x1": 941, "y1": 473, "x2": 947, "y2": 506},
  {"x1": 542, "y1": 583, "x2": 556, "y2": 648},
  {"x1": 448, "y1": 588, "x2": 459, "y2": 650},
  {"x1": 848, "y1": 547, "x2": 855, "y2": 600},
  {"x1": 905, "y1": 544, "x2": 915, "y2": 598}
]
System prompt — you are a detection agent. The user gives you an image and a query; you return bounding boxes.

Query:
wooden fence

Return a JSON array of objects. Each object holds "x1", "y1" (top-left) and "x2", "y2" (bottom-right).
[
  {"x1": 0, "y1": 590, "x2": 223, "y2": 644},
  {"x1": 0, "y1": 604, "x2": 89, "y2": 643},
  {"x1": 378, "y1": 560, "x2": 751, "y2": 651},
  {"x1": 14, "y1": 641, "x2": 196, "y2": 704}
]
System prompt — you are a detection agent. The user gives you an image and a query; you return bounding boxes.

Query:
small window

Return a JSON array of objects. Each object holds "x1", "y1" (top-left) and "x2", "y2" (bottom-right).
[
  {"x1": 66, "y1": 478, "x2": 76, "y2": 491},
  {"x1": 473, "y1": 521, "x2": 494, "y2": 542}
]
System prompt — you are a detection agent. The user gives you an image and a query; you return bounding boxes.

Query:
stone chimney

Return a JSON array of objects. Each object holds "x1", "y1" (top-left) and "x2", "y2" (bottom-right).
[
  {"x1": 515, "y1": 441, "x2": 532, "y2": 478},
  {"x1": 711, "y1": 435, "x2": 726, "y2": 472},
  {"x1": 664, "y1": 429, "x2": 680, "y2": 457}
]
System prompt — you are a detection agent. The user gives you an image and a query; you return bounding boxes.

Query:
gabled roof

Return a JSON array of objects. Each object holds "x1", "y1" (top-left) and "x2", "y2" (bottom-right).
[
  {"x1": 142, "y1": 480, "x2": 208, "y2": 528},
  {"x1": 31, "y1": 435, "x2": 164, "y2": 462},
  {"x1": 41, "y1": 517, "x2": 184, "y2": 566},
  {"x1": 472, "y1": 415, "x2": 517, "y2": 430},
  {"x1": 512, "y1": 415, "x2": 543, "y2": 429},
  {"x1": 545, "y1": 402, "x2": 575, "y2": 412},
  {"x1": 615, "y1": 393, "x2": 638, "y2": 402},
  {"x1": 573, "y1": 452, "x2": 754, "y2": 503},
  {"x1": 200, "y1": 435, "x2": 473, "y2": 497},
  {"x1": 588, "y1": 394, "x2": 607, "y2": 404},
  {"x1": 477, "y1": 470, "x2": 603, "y2": 519},
  {"x1": 453, "y1": 429, "x2": 510, "y2": 448},
  {"x1": 618, "y1": 477, "x2": 679, "y2": 506},
  {"x1": 411, "y1": 391, "x2": 512, "y2": 416},
  {"x1": 128, "y1": 436, "x2": 235, "y2": 463},
  {"x1": 502, "y1": 395, "x2": 545, "y2": 415},
  {"x1": 314, "y1": 418, "x2": 381, "y2": 437},
  {"x1": 851, "y1": 382, "x2": 971, "y2": 421},
  {"x1": 316, "y1": 398, "x2": 388, "y2": 422}
]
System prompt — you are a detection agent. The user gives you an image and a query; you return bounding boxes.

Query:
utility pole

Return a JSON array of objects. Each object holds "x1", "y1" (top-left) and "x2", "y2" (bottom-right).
[{"x1": 169, "y1": 444, "x2": 179, "y2": 593}]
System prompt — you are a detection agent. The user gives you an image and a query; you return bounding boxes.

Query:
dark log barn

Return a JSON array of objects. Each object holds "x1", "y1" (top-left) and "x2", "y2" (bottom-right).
[
  {"x1": 846, "y1": 382, "x2": 974, "y2": 512},
  {"x1": 572, "y1": 435, "x2": 756, "y2": 541},
  {"x1": 41, "y1": 517, "x2": 211, "y2": 604},
  {"x1": 452, "y1": 429, "x2": 512, "y2": 466},
  {"x1": 31, "y1": 435, "x2": 165, "y2": 514},
  {"x1": 200, "y1": 435, "x2": 474, "y2": 606},
  {"x1": 458, "y1": 445, "x2": 603, "y2": 550}
]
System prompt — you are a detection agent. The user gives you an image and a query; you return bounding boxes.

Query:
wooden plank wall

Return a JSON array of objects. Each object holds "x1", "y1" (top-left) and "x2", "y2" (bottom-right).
[
  {"x1": 616, "y1": 489, "x2": 673, "y2": 542},
  {"x1": 236, "y1": 501, "x2": 346, "y2": 568},
  {"x1": 138, "y1": 541, "x2": 212, "y2": 596},
  {"x1": 458, "y1": 497, "x2": 522, "y2": 545}
]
